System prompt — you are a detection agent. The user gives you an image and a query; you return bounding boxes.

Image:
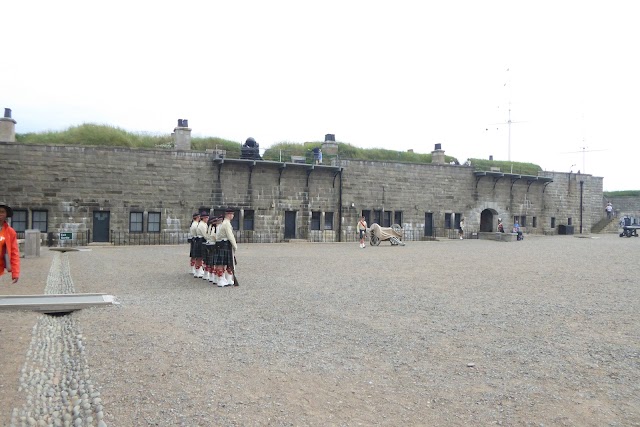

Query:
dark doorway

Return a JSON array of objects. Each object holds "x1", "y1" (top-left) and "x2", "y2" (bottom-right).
[
  {"x1": 480, "y1": 209, "x2": 494, "y2": 232},
  {"x1": 425, "y1": 212, "x2": 433, "y2": 237},
  {"x1": 93, "y1": 211, "x2": 110, "y2": 242},
  {"x1": 284, "y1": 211, "x2": 296, "y2": 239}
]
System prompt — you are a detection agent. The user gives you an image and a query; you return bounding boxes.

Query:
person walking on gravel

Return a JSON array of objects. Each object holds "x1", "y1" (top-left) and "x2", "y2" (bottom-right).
[
  {"x1": 358, "y1": 215, "x2": 368, "y2": 248},
  {"x1": 0, "y1": 202, "x2": 20, "y2": 284}
]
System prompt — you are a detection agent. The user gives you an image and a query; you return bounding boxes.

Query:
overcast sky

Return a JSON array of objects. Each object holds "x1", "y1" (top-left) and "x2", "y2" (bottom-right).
[{"x1": 3, "y1": 1, "x2": 638, "y2": 190}]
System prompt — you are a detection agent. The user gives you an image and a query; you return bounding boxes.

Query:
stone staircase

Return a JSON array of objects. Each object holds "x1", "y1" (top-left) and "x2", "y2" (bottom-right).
[{"x1": 591, "y1": 217, "x2": 618, "y2": 234}]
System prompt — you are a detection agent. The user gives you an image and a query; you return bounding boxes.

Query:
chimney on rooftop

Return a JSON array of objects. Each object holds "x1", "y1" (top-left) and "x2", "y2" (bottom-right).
[
  {"x1": 174, "y1": 118, "x2": 192, "y2": 150},
  {"x1": 431, "y1": 143, "x2": 445, "y2": 165},
  {"x1": 321, "y1": 133, "x2": 338, "y2": 157},
  {"x1": 0, "y1": 107, "x2": 17, "y2": 142}
]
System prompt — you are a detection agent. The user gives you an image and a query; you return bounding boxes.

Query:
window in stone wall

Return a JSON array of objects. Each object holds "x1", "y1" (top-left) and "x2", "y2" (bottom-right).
[
  {"x1": 325, "y1": 212, "x2": 334, "y2": 230},
  {"x1": 513, "y1": 215, "x2": 520, "y2": 225},
  {"x1": 445, "y1": 213, "x2": 452, "y2": 229},
  {"x1": 311, "y1": 212, "x2": 321, "y2": 230},
  {"x1": 394, "y1": 211, "x2": 403, "y2": 226},
  {"x1": 148, "y1": 212, "x2": 161, "y2": 233},
  {"x1": 551, "y1": 217, "x2": 556, "y2": 228},
  {"x1": 230, "y1": 211, "x2": 239, "y2": 230},
  {"x1": 532, "y1": 217, "x2": 537, "y2": 228},
  {"x1": 244, "y1": 210, "x2": 254, "y2": 231},
  {"x1": 521, "y1": 216, "x2": 527, "y2": 227},
  {"x1": 383, "y1": 211, "x2": 391, "y2": 227},
  {"x1": 32, "y1": 210, "x2": 48, "y2": 233},
  {"x1": 454, "y1": 213, "x2": 462, "y2": 230},
  {"x1": 11, "y1": 210, "x2": 27, "y2": 233},
  {"x1": 130, "y1": 212, "x2": 143, "y2": 233},
  {"x1": 567, "y1": 217, "x2": 572, "y2": 226},
  {"x1": 373, "y1": 210, "x2": 382, "y2": 225}
]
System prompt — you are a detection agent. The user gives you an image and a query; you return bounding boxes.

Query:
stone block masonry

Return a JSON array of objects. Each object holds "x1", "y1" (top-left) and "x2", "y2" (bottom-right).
[{"x1": 0, "y1": 142, "x2": 604, "y2": 243}]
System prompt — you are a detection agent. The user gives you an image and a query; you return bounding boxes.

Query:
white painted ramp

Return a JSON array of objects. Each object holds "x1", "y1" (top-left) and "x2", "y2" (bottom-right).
[{"x1": 0, "y1": 293, "x2": 116, "y2": 313}]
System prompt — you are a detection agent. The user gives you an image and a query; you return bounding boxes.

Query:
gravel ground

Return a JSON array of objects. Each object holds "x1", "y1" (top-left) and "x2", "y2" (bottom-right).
[{"x1": 1, "y1": 234, "x2": 639, "y2": 426}]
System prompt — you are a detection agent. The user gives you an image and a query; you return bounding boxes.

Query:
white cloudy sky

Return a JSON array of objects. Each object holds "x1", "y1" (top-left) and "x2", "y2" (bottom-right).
[{"x1": 3, "y1": 1, "x2": 639, "y2": 190}]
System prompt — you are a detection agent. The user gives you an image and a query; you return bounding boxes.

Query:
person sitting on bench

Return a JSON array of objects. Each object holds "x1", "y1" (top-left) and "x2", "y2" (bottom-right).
[{"x1": 513, "y1": 221, "x2": 523, "y2": 241}]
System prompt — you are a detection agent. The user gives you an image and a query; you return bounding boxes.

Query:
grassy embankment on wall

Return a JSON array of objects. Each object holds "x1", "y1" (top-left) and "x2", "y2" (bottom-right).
[
  {"x1": 16, "y1": 124, "x2": 462, "y2": 164},
  {"x1": 19, "y1": 124, "x2": 561, "y2": 176}
]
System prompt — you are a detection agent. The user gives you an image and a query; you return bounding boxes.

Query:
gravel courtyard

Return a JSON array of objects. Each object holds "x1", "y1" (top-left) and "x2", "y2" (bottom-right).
[{"x1": 1, "y1": 234, "x2": 639, "y2": 426}]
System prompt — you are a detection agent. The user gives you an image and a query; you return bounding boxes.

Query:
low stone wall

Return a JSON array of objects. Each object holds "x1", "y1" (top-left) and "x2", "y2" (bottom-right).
[{"x1": 478, "y1": 232, "x2": 518, "y2": 242}]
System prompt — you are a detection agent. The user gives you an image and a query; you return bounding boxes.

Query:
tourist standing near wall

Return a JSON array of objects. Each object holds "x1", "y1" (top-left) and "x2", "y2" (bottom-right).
[
  {"x1": 0, "y1": 202, "x2": 20, "y2": 284},
  {"x1": 358, "y1": 216, "x2": 368, "y2": 248}
]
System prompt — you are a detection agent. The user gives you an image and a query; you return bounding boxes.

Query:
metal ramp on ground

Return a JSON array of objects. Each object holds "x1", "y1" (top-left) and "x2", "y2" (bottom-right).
[{"x1": 0, "y1": 294, "x2": 116, "y2": 314}]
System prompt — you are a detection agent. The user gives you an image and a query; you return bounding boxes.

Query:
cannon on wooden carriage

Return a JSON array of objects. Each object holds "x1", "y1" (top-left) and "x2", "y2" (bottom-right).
[{"x1": 369, "y1": 223, "x2": 405, "y2": 246}]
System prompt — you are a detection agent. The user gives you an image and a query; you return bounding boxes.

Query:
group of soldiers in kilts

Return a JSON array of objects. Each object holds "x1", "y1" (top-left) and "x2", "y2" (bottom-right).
[{"x1": 188, "y1": 208, "x2": 238, "y2": 287}]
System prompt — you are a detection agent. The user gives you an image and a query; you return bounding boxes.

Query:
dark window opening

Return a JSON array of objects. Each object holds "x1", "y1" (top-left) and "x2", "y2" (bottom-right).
[
  {"x1": 383, "y1": 211, "x2": 391, "y2": 227},
  {"x1": 325, "y1": 212, "x2": 334, "y2": 230},
  {"x1": 230, "y1": 211, "x2": 239, "y2": 230},
  {"x1": 373, "y1": 210, "x2": 382, "y2": 225},
  {"x1": 11, "y1": 210, "x2": 27, "y2": 233},
  {"x1": 445, "y1": 213, "x2": 452, "y2": 229},
  {"x1": 32, "y1": 210, "x2": 48, "y2": 232},
  {"x1": 130, "y1": 212, "x2": 143, "y2": 233},
  {"x1": 311, "y1": 212, "x2": 321, "y2": 230},
  {"x1": 148, "y1": 212, "x2": 161, "y2": 233},
  {"x1": 244, "y1": 210, "x2": 255, "y2": 231},
  {"x1": 454, "y1": 213, "x2": 462, "y2": 230},
  {"x1": 394, "y1": 211, "x2": 403, "y2": 226}
]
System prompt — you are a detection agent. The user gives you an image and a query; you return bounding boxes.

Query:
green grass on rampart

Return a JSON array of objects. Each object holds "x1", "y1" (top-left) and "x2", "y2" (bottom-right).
[
  {"x1": 604, "y1": 190, "x2": 640, "y2": 197},
  {"x1": 16, "y1": 124, "x2": 459, "y2": 164},
  {"x1": 468, "y1": 158, "x2": 542, "y2": 176}
]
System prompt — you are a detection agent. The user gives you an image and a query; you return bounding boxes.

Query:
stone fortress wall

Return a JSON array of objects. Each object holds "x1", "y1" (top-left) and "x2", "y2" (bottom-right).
[
  {"x1": 0, "y1": 112, "x2": 610, "y2": 243},
  {"x1": 1, "y1": 141, "x2": 604, "y2": 243}
]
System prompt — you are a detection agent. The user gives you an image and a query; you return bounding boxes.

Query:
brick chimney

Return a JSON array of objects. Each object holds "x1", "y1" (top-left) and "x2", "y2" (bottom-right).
[
  {"x1": 0, "y1": 108, "x2": 17, "y2": 142},
  {"x1": 174, "y1": 119, "x2": 191, "y2": 150},
  {"x1": 431, "y1": 143, "x2": 445, "y2": 165}
]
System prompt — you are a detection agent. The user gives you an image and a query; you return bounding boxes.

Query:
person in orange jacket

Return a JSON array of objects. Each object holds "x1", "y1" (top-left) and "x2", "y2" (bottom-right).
[{"x1": 0, "y1": 202, "x2": 20, "y2": 283}]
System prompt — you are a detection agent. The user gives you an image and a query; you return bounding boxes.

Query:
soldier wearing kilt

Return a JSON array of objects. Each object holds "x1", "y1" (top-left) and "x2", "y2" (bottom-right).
[
  {"x1": 188, "y1": 212, "x2": 200, "y2": 275},
  {"x1": 214, "y1": 208, "x2": 238, "y2": 287},
  {"x1": 203, "y1": 215, "x2": 221, "y2": 283},
  {"x1": 193, "y1": 211, "x2": 209, "y2": 278}
]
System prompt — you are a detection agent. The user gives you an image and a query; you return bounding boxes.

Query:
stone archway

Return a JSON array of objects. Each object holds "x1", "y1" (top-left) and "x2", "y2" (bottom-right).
[{"x1": 480, "y1": 208, "x2": 498, "y2": 232}]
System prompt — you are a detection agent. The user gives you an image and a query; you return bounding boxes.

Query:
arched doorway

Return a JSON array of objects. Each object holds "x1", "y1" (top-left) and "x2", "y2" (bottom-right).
[{"x1": 480, "y1": 209, "x2": 498, "y2": 232}]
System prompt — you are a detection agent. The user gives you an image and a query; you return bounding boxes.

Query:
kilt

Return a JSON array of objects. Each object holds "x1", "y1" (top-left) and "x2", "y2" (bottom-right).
[
  {"x1": 214, "y1": 240, "x2": 234, "y2": 267},
  {"x1": 192, "y1": 237, "x2": 205, "y2": 258},
  {"x1": 189, "y1": 238, "x2": 195, "y2": 258},
  {"x1": 204, "y1": 242, "x2": 216, "y2": 266}
]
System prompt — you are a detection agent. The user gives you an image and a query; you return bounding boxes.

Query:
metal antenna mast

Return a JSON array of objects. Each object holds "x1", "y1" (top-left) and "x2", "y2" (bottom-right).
[
  {"x1": 488, "y1": 68, "x2": 524, "y2": 162},
  {"x1": 561, "y1": 145, "x2": 606, "y2": 174}
]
